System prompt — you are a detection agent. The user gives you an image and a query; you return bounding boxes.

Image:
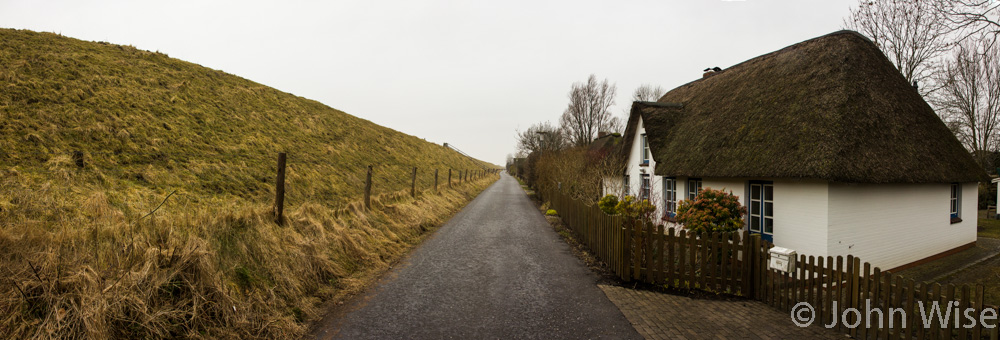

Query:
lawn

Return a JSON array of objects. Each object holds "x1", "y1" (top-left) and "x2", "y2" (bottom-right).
[
  {"x1": 935, "y1": 209, "x2": 1000, "y2": 307},
  {"x1": 895, "y1": 210, "x2": 1000, "y2": 308},
  {"x1": 978, "y1": 209, "x2": 1000, "y2": 239}
]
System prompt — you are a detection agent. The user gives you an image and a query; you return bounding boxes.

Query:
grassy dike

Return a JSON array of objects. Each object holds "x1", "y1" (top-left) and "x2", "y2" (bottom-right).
[
  {"x1": 0, "y1": 175, "x2": 497, "y2": 339},
  {"x1": 0, "y1": 28, "x2": 499, "y2": 339}
]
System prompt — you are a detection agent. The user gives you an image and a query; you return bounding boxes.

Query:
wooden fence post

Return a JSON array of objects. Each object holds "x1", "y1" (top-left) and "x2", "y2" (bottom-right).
[
  {"x1": 364, "y1": 165, "x2": 373, "y2": 210},
  {"x1": 448, "y1": 169, "x2": 452, "y2": 187},
  {"x1": 411, "y1": 166, "x2": 417, "y2": 197},
  {"x1": 435, "y1": 169, "x2": 439, "y2": 192},
  {"x1": 274, "y1": 152, "x2": 286, "y2": 225}
]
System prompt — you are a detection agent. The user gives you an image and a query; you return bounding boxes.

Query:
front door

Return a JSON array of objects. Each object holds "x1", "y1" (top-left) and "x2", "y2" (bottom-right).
[{"x1": 749, "y1": 181, "x2": 774, "y2": 243}]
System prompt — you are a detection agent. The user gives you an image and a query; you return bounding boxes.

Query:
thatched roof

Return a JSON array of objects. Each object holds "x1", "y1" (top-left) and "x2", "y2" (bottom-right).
[
  {"x1": 589, "y1": 133, "x2": 623, "y2": 152},
  {"x1": 588, "y1": 132, "x2": 625, "y2": 167},
  {"x1": 622, "y1": 30, "x2": 987, "y2": 184}
]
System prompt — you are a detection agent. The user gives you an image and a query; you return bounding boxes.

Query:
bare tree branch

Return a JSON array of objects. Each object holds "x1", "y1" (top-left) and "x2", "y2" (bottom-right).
[
  {"x1": 845, "y1": 0, "x2": 953, "y2": 97},
  {"x1": 934, "y1": 0, "x2": 1000, "y2": 48},
  {"x1": 560, "y1": 75, "x2": 619, "y2": 146},
  {"x1": 515, "y1": 121, "x2": 565, "y2": 156},
  {"x1": 931, "y1": 37, "x2": 1000, "y2": 168},
  {"x1": 632, "y1": 84, "x2": 665, "y2": 102}
]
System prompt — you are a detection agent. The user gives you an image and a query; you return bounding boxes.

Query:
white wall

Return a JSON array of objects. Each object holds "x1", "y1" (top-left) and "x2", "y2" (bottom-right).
[
  {"x1": 700, "y1": 178, "x2": 828, "y2": 258},
  {"x1": 620, "y1": 117, "x2": 976, "y2": 270},
  {"x1": 623, "y1": 117, "x2": 667, "y2": 221},
  {"x1": 827, "y1": 182, "x2": 978, "y2": 270},
  {"x1": 772, "y1": 180, "x2": 829, "y2": 257}
]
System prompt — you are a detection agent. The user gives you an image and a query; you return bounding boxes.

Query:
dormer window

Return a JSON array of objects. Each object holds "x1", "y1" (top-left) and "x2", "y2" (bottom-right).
[{"x1": 641, "y1": 133, "x2": 650, "y2": 165}]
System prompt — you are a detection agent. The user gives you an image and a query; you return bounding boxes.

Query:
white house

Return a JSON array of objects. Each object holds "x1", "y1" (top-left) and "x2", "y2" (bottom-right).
[{"x1": 613, "y1": 31, "x2": 987, "y2": 271}]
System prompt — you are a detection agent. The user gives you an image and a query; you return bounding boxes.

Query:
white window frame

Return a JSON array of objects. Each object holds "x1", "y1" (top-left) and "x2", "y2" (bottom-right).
[
  {"x1": 950, "y1": 183, "x2": 961, "y2": 220},
  {"x1": 640, "y1": 174, "x2": 651, "y2": 202},
  {"x1": 663, "y1": 177, "x2": 677, "y2": 214},
  {"x1": 641, "y1": 133, "x2": 650, "y2": 165},
  {"x1": 624, "y1": 175, "x2": 630, "y2": 196},
  {"x1": 687, "y1": 178, "x2": 702, "y2": 201},
  {"x1": 749, "y1": 181, "x2": 774, "y2": 236}
]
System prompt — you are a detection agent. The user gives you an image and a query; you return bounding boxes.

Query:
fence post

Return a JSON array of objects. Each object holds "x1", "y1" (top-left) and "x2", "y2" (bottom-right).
[
  {"x1": 435, "y1": 169, "x2": 439, "y2": 192},
  {"x1": 364, "y1": 165, "x2": 373, "y2": 210},
  {"x1": 448, "y1": 169, "x2": 452, "y2": 187},
  {"x1": 273, "y1": 152, "x2": 286, "y2": 225},
  {"x1": 411, "y1": 166, "x2": 417, "y2": 197}
]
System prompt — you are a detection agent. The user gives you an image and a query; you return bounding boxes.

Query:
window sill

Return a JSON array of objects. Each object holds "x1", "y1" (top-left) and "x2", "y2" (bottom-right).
[
  {"x1": 639, "y1": 162, "x2": 649, "y2": 167},
  {"x1": 662, "y1": 214, "x2": 676, "y2": 223},
  {"x1": 951, "y1": 217, "x2": 963, "y2": 224}
]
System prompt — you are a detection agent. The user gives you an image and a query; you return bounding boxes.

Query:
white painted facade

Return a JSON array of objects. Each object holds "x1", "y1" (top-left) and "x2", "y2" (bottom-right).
[
  {"x1": 614, "y1": 117, "x2": 980, "y2": 270},
  {"x1": 826, "y1": 182, "x2": 977, "y2": 270}
]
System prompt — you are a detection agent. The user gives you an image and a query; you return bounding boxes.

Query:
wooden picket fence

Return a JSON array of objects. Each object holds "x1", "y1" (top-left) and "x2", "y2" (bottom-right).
[{"x1": 544, "y1": 187, "x2": 1000, "y2": 340}]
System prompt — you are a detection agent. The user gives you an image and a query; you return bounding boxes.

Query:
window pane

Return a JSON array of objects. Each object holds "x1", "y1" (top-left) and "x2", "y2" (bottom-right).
[
  {"x1": 751, "y1": 184, "x2": 761, "y2": 198},
  {"x1": 764, "y1": 218, "x2": 773, "y2": 233},
  {"x1": 751, "y1": 201, "x2": 760, "y2": 214},
  {"x1": 765, "y1": 185, "x2": 773, "y2": 201},
  {"x1": 642, "y1": 135, "x2": 648, "y2": 160},
  {"x1": 750, "y1": 218, "x2": 760, "y2": 231},
  {"x1": 765, "y1": 202, "x2": 773, "y2": 217}
]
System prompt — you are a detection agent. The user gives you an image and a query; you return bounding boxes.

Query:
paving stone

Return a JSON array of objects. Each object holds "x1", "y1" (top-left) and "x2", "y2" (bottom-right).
[{"x1": 599, "y1": 285, "x2": 846, "y2": 340}]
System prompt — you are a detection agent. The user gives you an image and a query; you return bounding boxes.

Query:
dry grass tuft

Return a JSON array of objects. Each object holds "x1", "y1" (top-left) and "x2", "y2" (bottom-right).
[
  {"x1": 1, "y1": 175, "x2": 497, "y2": 339},
  {"x1": 0, "y1": 28, "x2": 501, "y2": 339}
]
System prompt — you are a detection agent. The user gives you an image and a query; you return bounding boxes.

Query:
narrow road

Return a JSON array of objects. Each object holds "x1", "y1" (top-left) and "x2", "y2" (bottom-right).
[{"x1": 313, "y1": 173, "x2": 640, "y2": 339}]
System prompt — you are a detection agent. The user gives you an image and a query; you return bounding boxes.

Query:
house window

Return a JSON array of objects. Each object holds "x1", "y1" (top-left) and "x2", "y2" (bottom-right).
[
  {"x1": 624, "y1": 175, "x2": 630, "y2": 196},
  {"x1": 687, "y1": 178, "x2": 702, "y2": 200},
  {"x1": 641, "y1": 174, "x2": 651, "y2": 201},
  {"x1": 663, "y1": 177, "x2": 677, "y2": 214},
  {"x1": 749, "y1": 181, "x2": 774, "y2": 242},
  {"x1": 641, "y1": 134, "x2": 650, "y2": 165},
  {"x1": 951, "y1": 183, "x2": 961, "y2": 223}
]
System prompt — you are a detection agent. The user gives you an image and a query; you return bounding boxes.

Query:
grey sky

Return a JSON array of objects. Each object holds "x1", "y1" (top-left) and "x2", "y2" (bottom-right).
[{"x1": 1, "y1": 0, "x2": 856, "y2": 165}]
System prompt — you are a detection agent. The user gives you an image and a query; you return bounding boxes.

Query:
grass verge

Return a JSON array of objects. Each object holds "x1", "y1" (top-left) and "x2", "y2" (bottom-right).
[{"x1": 0, "y1": 176, "x2": 497, "y2": 339}]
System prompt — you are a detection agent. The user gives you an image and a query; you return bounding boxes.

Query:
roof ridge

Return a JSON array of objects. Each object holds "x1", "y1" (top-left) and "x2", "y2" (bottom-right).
[
  {"x1": 661, "y1": 30, "x2": 873, "y2": 93},
  {"x1": 635, "y1": 101, "x2": 683, "y2": 108}
]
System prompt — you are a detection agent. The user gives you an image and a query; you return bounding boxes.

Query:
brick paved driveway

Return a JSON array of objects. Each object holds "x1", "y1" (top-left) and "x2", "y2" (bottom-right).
[{"x1": 600, "y1": 285, "x2": 847, "y2": 340}]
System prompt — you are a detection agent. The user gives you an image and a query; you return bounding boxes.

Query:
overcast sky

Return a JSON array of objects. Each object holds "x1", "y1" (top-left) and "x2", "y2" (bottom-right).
[{"x1": 1, "y1": 0, "x2": 857, "y2": 165}]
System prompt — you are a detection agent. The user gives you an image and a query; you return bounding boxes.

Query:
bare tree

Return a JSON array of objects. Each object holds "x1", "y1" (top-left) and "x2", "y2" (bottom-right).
[
  {"x1": 845, "y1": 0, "x2": 952, "y2": 96},
  {"x1": 560, "y1": 75, "x2": 619, "y2": 147},
  {"x1": 632, "y1": 84, "x2": 665, "y2": 102},
  {"x1": 934, "y1": 0, "x2": 1000, "y2": 47},
  {"x1": 933, "y1": 37, "x2": 1000, "y2": 168},
  {"x1": 515, "y1": 121, "x2": 565, "y2": 155}
]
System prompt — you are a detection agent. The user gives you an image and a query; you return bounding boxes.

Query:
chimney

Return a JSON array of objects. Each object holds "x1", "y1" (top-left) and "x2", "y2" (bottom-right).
[
  {"x1": 702, "y1": 66, "x2": 722, "y2": 79},
  {"x1": 597, "y1": 131, "x2": 609, "y2": 138},
  {"x1": 912, "y1": 81, "x2": 918, "y2": 90}
]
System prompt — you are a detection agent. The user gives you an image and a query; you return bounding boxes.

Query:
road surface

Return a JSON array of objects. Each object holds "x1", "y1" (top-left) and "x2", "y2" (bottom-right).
[{"x1": 313, "y1": 173, "x2": 640, "y2": 339}]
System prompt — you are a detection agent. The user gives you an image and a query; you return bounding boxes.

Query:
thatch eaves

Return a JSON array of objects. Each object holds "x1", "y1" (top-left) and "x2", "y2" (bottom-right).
[{"x1": 625, "y1": 30, "x2": 987, "y2": 184}]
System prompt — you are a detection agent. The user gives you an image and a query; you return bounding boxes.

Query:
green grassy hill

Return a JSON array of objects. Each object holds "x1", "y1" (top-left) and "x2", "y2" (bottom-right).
[
  {"x1": 0, "y1": 28, "x2": 489, "y2": 213},
  {"x1": 0, "y1": 28, "x2": 497, "y2": 339}
]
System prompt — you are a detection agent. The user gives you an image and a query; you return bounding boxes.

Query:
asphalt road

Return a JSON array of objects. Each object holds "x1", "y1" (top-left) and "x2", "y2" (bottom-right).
[{"x1": 313, "y1": 173, "x2": 640, "y2": 340}]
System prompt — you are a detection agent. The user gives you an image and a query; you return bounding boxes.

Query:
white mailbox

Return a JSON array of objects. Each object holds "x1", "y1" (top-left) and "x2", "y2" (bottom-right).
[{"x1": 768, "y1": 247, "x2": 797, "y2": 272}]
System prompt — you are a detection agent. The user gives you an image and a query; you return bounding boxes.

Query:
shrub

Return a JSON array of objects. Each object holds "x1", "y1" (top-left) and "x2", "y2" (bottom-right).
[
  {"x1": 545, "y1": 209, "x2": 558, "y2": 216},
  {"x1": 614, "y1": 195, "x2": 656, "y2": 221},
  {"x1": 676, "y1": 188, "x2": 746, "y2": 233},
  {"x1": 598, "y1": 194, "x2": 619, "y2": 215}
]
